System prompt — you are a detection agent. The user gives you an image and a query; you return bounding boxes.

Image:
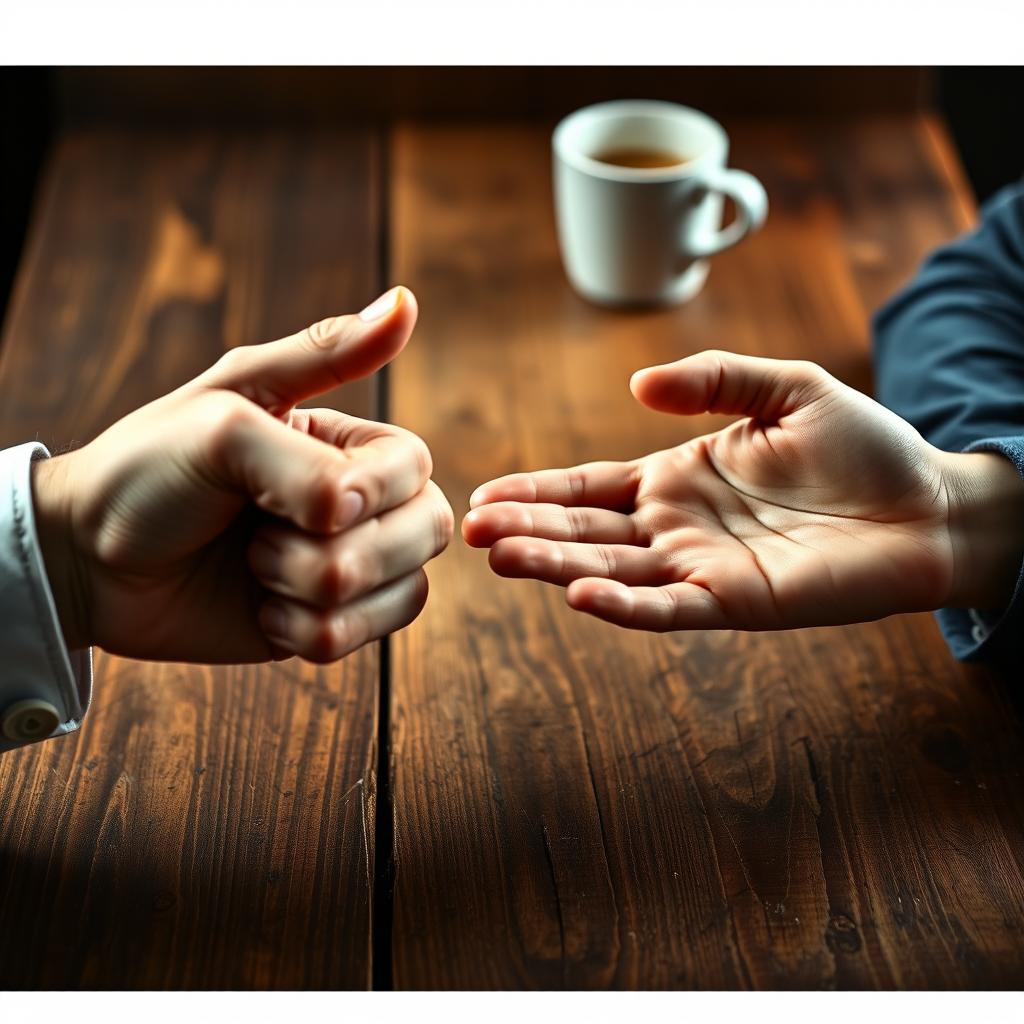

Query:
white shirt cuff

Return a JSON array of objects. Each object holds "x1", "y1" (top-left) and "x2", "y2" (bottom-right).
[{"x1": 0, "y1": 442, "x2": 92, "y2": 752}]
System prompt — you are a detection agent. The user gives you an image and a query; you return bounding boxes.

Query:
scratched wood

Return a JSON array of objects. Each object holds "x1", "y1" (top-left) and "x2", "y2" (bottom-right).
[
  {"x1": 0, "y1": 129, "x2": 382, "y2": 987},
  {"x1": 388, "y1": 118, "x2": 1024, "y2": 989}
]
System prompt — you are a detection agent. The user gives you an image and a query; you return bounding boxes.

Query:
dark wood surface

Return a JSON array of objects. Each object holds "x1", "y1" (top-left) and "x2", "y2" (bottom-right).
[
  {"x1": 54, "y1": 68, "x2": 930, "y2": 127},
  {"x1": 3, "y1": 113, "x2": 1023, "y2": 991},
  {"x1": 0, "y1": 129, "x2": 383, "y2": 987},
  {"x1": 388, "y1": 116, "x2": 1024, "y2": 989}
]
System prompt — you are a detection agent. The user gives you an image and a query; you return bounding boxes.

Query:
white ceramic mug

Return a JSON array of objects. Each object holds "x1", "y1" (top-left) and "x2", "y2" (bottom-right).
[{"x1": 553, "y1": 100, "x2": 768, "y2": 307}]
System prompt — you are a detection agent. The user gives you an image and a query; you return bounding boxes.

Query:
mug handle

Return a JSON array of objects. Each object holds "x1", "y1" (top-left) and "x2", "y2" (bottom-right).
[{"x1": 683, "y1": 168, "x2": 769, "y2": 259}]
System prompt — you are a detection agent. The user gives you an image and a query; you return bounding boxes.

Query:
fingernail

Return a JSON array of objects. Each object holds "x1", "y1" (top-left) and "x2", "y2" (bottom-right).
[
  {"x1": 334, "y1": 490, "x2": 365, "y2": 530},
  {"x1": 259, "y1": 601, "x2": 289, "y2": 639},
  {"x1": 358, "y1": 286, "x2": 401, "y2": 322}
]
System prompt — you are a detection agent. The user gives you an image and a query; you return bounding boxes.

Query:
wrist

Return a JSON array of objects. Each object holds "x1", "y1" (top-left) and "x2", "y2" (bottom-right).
[
  {"x1": 939, "y1": 449, "x2": 1024, "y2": 610},
  {"x1": 31, "y1": 454, "x2": 92, "y2": 650}
]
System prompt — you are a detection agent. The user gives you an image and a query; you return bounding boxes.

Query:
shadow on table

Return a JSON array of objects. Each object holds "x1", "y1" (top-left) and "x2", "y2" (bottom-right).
[{"x1": 0, "y1": 815, "x2": 373, "y2": 990}]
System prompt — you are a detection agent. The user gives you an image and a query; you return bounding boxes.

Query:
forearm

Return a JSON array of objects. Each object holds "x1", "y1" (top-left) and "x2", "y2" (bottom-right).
[
  {"x1": 31, "y1": 454, "x2": 91, "y2": 651},
  {"x1": 871, "y1": 185, "x2": 1024, "y2": 661},
  {"x1": 938, "y1": 450, "x2": 1024, "y2": 610}
]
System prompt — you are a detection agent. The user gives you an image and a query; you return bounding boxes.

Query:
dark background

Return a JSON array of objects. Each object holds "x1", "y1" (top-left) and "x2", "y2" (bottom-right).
[{"x1": 2, "y1": 67, "x2": 1023, "y2": 331}]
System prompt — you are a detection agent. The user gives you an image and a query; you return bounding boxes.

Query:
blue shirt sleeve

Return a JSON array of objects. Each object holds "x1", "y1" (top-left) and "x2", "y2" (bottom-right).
[{"x1": 873, "y1": 181, "x2": 1024, "y2": 661}]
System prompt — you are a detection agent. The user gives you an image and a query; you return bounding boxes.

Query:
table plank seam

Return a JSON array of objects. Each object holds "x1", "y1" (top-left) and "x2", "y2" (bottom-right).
[{"x1": 372, "y1": 123, "x2": 396, "y2": 992}]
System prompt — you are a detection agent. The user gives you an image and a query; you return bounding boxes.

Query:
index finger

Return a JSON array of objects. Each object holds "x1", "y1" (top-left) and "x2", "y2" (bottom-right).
[
  {"x1": 469, "y1": 461, "x2": 640, "y2": 511},
  {"x1": 294, "y1": 408, "x2": 433, "y2": 527}
]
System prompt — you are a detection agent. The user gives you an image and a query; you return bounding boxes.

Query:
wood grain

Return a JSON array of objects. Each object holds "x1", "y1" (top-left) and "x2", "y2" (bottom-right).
[
  {"x1": 388, "y1": 118, "x2": 1024, "y2": 988},
  {"x1": 0, "y1": 129, "x2": 383, "y2": 988}
]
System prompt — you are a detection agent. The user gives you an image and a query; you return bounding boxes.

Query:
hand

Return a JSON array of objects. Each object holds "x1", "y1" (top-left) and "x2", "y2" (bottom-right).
[
  {"x1": 32, "y1": 286, "x2": 453, "y2": 663},
  {"x1": 464, "y1": 350, "x2": 1024, "y2": 632}
]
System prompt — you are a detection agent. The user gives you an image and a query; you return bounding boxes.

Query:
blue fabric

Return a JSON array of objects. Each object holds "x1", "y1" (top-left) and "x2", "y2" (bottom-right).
[{"x1": 873, "y1": 182, "x2": 1024, "y2": 661}]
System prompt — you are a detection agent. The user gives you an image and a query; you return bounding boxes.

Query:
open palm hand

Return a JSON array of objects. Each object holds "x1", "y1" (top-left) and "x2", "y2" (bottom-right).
[{"x1": 463, "y1": 351, "x2": 958, "y2": 632}]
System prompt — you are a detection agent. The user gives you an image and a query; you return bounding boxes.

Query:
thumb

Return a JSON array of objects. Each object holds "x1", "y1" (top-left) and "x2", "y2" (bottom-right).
[
  {"x1": 198, "y1": 286, "x2": 417, "y2": 413},
  {"x1": 630, "y1": 349, "x2": 829, "y2": 422}
]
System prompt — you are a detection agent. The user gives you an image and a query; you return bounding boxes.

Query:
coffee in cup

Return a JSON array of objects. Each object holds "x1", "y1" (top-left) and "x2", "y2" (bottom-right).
[{"x1": 553, "y1": 100, "x2": 768, "y2": 307}]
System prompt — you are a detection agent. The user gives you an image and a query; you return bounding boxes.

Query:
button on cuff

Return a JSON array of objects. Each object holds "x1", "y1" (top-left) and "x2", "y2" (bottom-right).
[{"x1": 1, "y1": 697, "x2": 62, "y2": 742}]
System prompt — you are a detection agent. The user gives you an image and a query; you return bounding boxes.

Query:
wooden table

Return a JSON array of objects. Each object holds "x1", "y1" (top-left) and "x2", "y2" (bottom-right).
[{"x1": 1, "y1": 116, "x2": 1022, "y2": 990}]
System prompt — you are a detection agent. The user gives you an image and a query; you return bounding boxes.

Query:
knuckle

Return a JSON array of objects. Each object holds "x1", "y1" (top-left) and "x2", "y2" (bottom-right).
[
  {"x1": 653, "y1": 588, "x2": 679, "y2": 632},
  {"x1": 213, "y1": 345, "x2": 250, "y2": 378},
  {"x1": 789, "y1": 359, "x2": 834, "y2": 400},
  {"x1": 566, "y1": 507, "x2": 587, "y2": 541},
  {"x1": 417, "y1": 447, "x2": 434, "y2": 483},
  {"x1": 92, "y1": 521, "x2": 133, "y2": 567},
  {"x1": 304, "y1": 469, "x2": 343, "y2": 532},
  {"x1": 338, "y1": 548, "x2": 379, "y2": 603},
  {"x1": 597, "y1": 545, "x2": 617, "y2": 577},
  {"x1": 351, "y1": 472, "x2": 384, "y2": 519},
  {"x1": 565, "y1": 467, "x2": 586, "y2": 502},
  {"x1": 351, "y1": 604, "x2": 376, "y2": 649},
  {"x1": 552, "y1": 544, "x2": 567, "y2": 579},
  {"x1": 794, "y1": 358, "x2": 827, "y2": 381},
  {"x1": 308, "y1": 620, "x2": 343, "y2": 664},
  {"x1": 335, "y1": 606, "x2": 371, "y2": 658},
  {"x1": 392, "y1": 428, "x2": 432, "y2": 480},
  {"x1": 202, "y1": 393, "x2": 256, "y2": 454},
  {"x1": 697, "y1": 349, "x2": 730, "y2": 378},
  {"x1": 318, "y1": 557, "x2": 349, "y2": 606},
  {"x1": 430, "y1": 492, "x2": 455, "y2": 555},
  {"x1": 302, "y1": 315, "x2": 344, "y2": 351},
  {"x1": 405, "y1": 569, "x2": 430, "y2": 621},
  {"x1": 210, "y1": 346, "x2": 292, "y2": 414},
  {"x1": 702, "y1": 348, "x2": 729, "y2": 363},
  {"x1": 415, "y1": 437, "x2": 433, "y2": 479}
]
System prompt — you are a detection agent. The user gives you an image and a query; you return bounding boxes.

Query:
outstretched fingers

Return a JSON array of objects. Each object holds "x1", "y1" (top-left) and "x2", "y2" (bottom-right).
[
  {"x1": 470, "y1": 461, "x2": 640, "y2": 511},
  {"x1": 566, "y1": 578, "x2": 728, "y2": 631},
  {"x1": 462, "y1": 501, "x2": 641, "y2": 548},
  {"x1": 487, "y1": 538, "x2": 665, "y2": 587}
]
